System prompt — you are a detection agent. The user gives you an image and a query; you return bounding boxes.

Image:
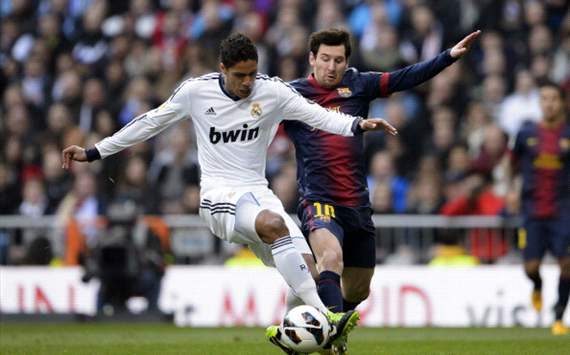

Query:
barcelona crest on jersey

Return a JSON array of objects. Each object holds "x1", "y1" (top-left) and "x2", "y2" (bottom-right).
[{"x1": 337, "y1": 87, "x2": 352, "y2": 98}]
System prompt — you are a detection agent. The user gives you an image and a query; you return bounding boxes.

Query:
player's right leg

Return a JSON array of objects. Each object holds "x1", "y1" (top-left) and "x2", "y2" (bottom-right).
[
  {"x1": 299, "y1": 201, "x2": 346, "y2": 313},
  {"x1": 551, "y1": 216, "x2": 570, "y2": 335},
  {"x1": 234, "y1": 193, "x2": 328, "y2": 313}
]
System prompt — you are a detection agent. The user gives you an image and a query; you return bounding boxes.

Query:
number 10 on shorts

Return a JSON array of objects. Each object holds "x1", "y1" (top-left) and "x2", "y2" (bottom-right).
[{"x1": 313, "y1": 202, "x2": 335, "y2": 219}]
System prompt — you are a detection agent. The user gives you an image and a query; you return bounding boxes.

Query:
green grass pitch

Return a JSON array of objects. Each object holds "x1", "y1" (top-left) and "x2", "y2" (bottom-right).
[{"x1": 0, "y1": 323, "x2": 568, "y2": 354}]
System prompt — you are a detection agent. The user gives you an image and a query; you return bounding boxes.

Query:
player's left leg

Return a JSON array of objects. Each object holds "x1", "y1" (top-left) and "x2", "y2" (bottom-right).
[
  {"x1": 520, "y1": 219, "x2": 547, "y2": 312},
  {"x1": 524, "y1": 259, "x2": 543, "y2": 311},
  {"x1": 340, "y1": 206, "x2": 377, "y2": 311}
]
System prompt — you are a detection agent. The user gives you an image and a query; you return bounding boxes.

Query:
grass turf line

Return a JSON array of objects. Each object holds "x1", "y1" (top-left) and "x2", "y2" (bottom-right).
[{"x1": 0, "y1": 323, "x2": 568, "y2": 355}]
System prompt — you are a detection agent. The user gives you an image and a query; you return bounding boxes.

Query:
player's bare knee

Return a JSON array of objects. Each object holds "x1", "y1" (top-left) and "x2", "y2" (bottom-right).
[{"x1": 255, "y1": 210, "x2": 288, "y2": 243}]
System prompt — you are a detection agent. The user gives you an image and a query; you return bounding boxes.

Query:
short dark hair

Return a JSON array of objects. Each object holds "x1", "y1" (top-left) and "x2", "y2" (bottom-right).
[
  {"x1": 538, "y1": 79, "x2": 565, "y2": 99},
  {"x1": 219, "y1": 33, "x2": 258, "y2": 68},
  {"x1": 309, "y1": 28, "x2": 352, "y2": 59}
]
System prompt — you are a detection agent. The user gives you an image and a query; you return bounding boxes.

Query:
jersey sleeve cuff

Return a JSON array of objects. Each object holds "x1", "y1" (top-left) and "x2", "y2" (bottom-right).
[
  {"x1": 85, "y1": 147, "x2": 101, "y2": 162},
  {"x1": 351, "y1": 117, "x2": 365, "y2": 134},
  {"x1": 444, "y1": 48, "x2": 458, "y2": 64}
]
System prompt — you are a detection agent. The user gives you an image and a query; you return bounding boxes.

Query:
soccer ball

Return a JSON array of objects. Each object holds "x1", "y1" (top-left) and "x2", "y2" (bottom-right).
[{"x1": 280, "y1": 305, "x2": 330, "y2": 353}]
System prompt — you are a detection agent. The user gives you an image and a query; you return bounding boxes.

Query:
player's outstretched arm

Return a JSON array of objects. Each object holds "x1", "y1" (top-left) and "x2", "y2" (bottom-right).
[
  {"x1": 449, "y1": 30, "x2": 481, "y2": 59},
  {"x1": 61, "y1": 145, "x2": 87, "y2": 170},
  {"x1": 359, "y1": 118, "x2": 398, "y2": 135},
  {"x1": 377, "y1": 30, "x2": 481, "y2": 96},
  {"x1": 61, "y1": 81, "x2": 192, "y2": 169}
]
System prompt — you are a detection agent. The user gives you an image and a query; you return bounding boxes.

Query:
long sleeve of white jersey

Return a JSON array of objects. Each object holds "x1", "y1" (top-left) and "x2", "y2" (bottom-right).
[
  {"x1": 276, "y1": 79, "x2": 360, "y2": 136},
  {"x1": 94, "y1": 83, "x2": 191, "y2": 159}
]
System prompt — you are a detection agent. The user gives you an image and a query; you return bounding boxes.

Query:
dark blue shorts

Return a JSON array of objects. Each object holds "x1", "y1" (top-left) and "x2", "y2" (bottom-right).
[
  {"x1": 519, "y1": 216, "x2": 570, "y2": 261},
  {"x1": 298, "y1": 200, "x2": 376, "y2": 268}
]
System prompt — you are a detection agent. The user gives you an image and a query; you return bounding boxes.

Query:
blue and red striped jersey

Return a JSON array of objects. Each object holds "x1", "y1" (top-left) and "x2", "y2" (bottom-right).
[
  {"x1": 284, "y1": 49, "x2": 457, "y2": 207},
  {"x1": 511, "y1": 121, "x2": 570, "y2": 218}
]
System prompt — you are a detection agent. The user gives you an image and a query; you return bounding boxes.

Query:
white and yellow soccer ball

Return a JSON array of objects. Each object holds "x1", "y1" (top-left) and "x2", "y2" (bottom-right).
[{"x1": 280, "y1": 305, "x2": 331, "y2": 353}]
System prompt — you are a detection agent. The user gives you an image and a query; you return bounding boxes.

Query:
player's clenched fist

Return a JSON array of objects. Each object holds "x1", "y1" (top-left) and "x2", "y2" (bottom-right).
[
  {"x1": 359, "y1": 118, "x2": 398, "y2": 135},
  {"x1": 61, "y1": 145, "x2": 87, "y2": 170}
]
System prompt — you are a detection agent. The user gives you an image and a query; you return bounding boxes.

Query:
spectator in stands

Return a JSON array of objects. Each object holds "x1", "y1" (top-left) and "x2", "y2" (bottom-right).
[
  {"x1": 150, "y1": 128, "x2": 199, "y2": 214},
  {"x1": 406, "y1": 176, "x2": 443, "y2": 215},
  {"x1": 112, "y1": 155, "x2": 156, "y2": 214},
  {"x1": 498, "y1": 69, "x2": 542, "y2": 137},
  {"x1": 271, "y1": 162, "x2": 299, "y2": 214},
  {"x1": 0, "y1": 162, "x2": 21, "y2": 214},
  {"x1": 471, "y1": 124, "x2": 508, "y2": 176},
  {"x1": 118, "y1": 77, "x2": 155, "y2": 127},
  {"x1": 232, "y1": 4, "x2": 269, "y2": 74},
  {"x1": 56, "y1": 171, "x2": 105, "y2": 250},
  {"x1": 21, "y1": 55, "x2": 50, "y2": 112},
  {"x1": 440, "y1": 171, "x2": 504, "y2": 216},
  {"x1": 445, "y1": 143, "x2": 471, "y2": 183},
  {"x1": 72, "y1": 1, "x2": 108, "y2": 70},
  {"x1": 43, "y1": 149, "x2": 72, "y2": 213},
  {"x1": 43, "y1": 103, "x2": 74, "y2": 147},
  {"x1": 440, "y1": 171, "x2": 507, "y2": 262},
  {"x1": 189, "y1": 0, "x2": 233, "y2": 64},
  {"x1": 400, "y1": 4, "x2": 445, "y2": 64},
  {"x1": 93, "y1": 109, "x2": 116, "y2": 138},
  {"x1": 429, "y1": 230, "x2": 479, "y2": 267},
  {"x1": 51, "y1": 69, "x2": 82, "y2": 116},
  {"x1": 426, "y1": 106, "x2": 457, "y2": 166},
  {"x1": 314, "y1": 0, "x2": 346, "y2": 31},
  {"x1": 480, "y1": 74, "x2": 507, "y2": 120},
  {"x1": 371, "y1": 181, "x2": 394, "y2": 214},
  {"x1": 360, "y1": 3, "x2": 401, "y2": 71},
  {"x1": 551, "y1": 34, "x2": 570, "y2": 84},
  {"x1": 367, "y1": 151, "x2": 408, "y2": 214},
  {"x1": 19, "y1": 177, "x2": 48, "y2": 217},
  {"x1": 1, "y1": 0, "x2": 570, "y2": 267},
  {"x1": 461, "y1": 101, "x2": 492, "y2": 157}
]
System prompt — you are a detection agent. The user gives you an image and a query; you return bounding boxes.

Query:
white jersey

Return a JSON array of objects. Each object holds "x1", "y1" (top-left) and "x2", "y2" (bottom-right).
[{"x1": 94, "y1": 73, "x2": 360, "y2": 192}]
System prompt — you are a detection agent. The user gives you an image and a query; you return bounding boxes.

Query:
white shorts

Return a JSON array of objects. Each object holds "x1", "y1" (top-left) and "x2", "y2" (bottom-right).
[{"x1": 199, "y1": 185, "x2": 311, "y2": 266}]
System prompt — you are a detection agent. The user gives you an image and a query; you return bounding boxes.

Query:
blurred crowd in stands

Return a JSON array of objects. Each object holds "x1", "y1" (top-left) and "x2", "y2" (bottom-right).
[{"x1": 0, "y1": 0, "x2": 569, "y2": 265}]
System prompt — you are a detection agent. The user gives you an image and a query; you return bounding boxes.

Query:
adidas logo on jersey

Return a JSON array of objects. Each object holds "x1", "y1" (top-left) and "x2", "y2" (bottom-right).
[
  {"x1": 209, "y1": 124, "x2": 259, "y2": 144},
  {"x1": 205, "y1": 107, "x2": 216, "y2": 115}
]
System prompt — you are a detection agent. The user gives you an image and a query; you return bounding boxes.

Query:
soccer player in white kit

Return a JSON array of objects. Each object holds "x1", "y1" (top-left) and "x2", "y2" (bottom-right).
[{"x1": 62, "y1": 33, "x2": 397, "y2": 354}]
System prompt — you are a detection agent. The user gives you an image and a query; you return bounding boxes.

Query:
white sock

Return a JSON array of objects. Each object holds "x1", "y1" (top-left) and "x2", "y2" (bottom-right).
[
  {"x1": 286, "y1": 288, "x2": 304, "y2": 311},
  {"x1": 271, "y1": 236, "x2": 328, "y2": 313}
]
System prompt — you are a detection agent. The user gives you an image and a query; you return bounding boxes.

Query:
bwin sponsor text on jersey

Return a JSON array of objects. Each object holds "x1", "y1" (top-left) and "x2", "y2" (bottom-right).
[{"x1": 209, "y1": 125, "x2": 260, "y2": 144}]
